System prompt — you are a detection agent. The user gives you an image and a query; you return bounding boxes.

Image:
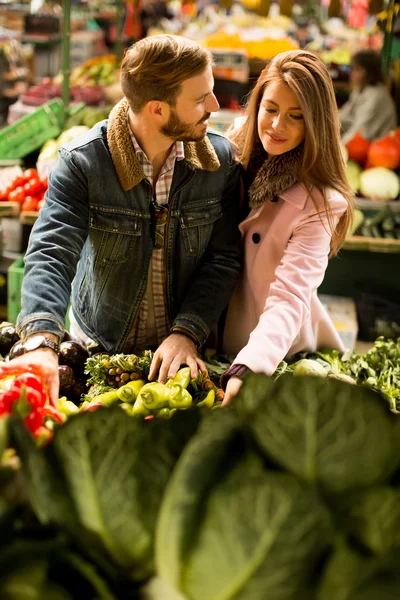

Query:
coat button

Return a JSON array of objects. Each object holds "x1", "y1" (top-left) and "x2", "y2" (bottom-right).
[{"x1": 252, "y1": 233, "x2": 261, "y2": 244}]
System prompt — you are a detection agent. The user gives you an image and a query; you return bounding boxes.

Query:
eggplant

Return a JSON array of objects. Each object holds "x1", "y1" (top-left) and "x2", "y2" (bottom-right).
[
  {"x1": 5, "y1": 340, "x2": 26, "y2": 361},
  {"x1": 0, "y1": 324, "x2": 20, "y2": 358},
  {"x1": 69, "y1": 377, "x2": 89, "y2": 405},
  {"x1": 58, "y1": 365, "x2": 76, "y2": 394},
  {"x1": 58, "y1": 341, "x2": 89, "y2": 374}
]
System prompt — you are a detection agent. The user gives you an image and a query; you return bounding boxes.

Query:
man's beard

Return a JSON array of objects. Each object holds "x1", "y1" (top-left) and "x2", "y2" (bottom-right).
[{"x1": 160, "y1": 107, "x2": 210, "y2": 142}]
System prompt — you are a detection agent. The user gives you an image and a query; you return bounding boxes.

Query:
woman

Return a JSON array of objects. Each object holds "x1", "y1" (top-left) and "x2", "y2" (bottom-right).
[
  {"x1": 222, "y1": 49, "x2": 354, "y2": 404},
  {"x1": 339, "y1": 49, "x2": 397, "y2": 145}
]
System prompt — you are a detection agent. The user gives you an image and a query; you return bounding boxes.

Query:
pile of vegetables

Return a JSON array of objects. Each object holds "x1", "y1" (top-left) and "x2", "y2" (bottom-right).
[
  {"x1": 277, "y1": 336, "x2": 400, "y2": 413},
  {"x1": 1, "y1": 371, "x2": 400, "y2": 598},
  {"x1": 345, "y1": 130, "x2": 400, "y2": 202},
  {"x1": 0, "y1": 322, "x2": 225, "y2": 425},
  {"x1": 0, "y1": 167, "x2": 48, "y2": 212}
]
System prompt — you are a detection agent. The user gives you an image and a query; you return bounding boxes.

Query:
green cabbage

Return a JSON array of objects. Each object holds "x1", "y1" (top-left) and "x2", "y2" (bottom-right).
[
  {"x1": 346, "y1": 160, "x2": 362, "y2": 193},
  {"x1": 292, "y1": 358, "x2": 328, "y2": 377},
  {"x1": 360, "y1": 167, "x2": 400, "y2": 201}
]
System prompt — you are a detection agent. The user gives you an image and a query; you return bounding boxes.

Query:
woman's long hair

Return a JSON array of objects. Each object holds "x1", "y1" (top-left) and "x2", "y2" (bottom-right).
[{"x1": 230, "y1": 50, "x2": 354, "y2": 256}]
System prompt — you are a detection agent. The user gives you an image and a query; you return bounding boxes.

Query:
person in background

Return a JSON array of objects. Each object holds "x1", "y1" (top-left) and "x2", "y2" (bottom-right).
[
  {"x1": 221, "y1": 50, "x2": 354, "y2": 404},
  {"x1": 140, "y1": 0, "x2": 174, "y2": 37},
  {"x1": 0, "y1": 35, "x2": 242, "y2": 404},
  {"x1": 338, "y1": 49, "x2": 397, "y2": 145}
]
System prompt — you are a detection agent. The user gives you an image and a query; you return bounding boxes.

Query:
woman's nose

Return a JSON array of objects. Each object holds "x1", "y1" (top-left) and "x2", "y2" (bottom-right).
[{"x1": 272, "y1": 113, "x2": 286, "y2": 131}]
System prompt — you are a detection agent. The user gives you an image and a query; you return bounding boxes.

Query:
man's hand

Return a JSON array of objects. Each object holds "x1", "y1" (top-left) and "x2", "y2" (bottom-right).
[
  {"x1": 148, "y1": 334, "x2": 207, "y2": 383},
  {"x1": 0, "y1": 350, "x2": 59, "y2": 405},
  {"x1": 222, "y1": 376, "x2": 243, "y2": 406}
]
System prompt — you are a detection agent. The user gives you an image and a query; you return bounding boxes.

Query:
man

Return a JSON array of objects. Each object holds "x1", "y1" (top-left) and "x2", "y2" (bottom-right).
[{"x1": 0, "y1": 35, "x2": 242, "y2": 404}]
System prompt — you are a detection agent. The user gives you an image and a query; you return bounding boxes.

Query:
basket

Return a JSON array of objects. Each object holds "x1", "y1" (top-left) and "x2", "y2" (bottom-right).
[
  {"x1": 7, "y1": 255, "x2": 24, "y2": 325},
  {"x1": 0, "y1": 98, "x2": 64, "y2": 160},
  {"x1": 356, "y1": 291, "x2": 400, "y2": 341}
]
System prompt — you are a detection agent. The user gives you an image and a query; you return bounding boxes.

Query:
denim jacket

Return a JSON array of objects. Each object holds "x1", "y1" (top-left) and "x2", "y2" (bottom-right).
[{"x1": 17, "y1": 99, "x2": 242, "y2": 351}]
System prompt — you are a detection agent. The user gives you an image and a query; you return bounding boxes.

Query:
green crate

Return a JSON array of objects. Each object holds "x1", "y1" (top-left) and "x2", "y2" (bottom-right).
[
  {"x1": 7, "y1": 256, "x2": 24, "y2": 325},
  {"x1": 7, "y1": 256, "x2": 70, "y2": 331},
  {"x1": 0, "y1": 99, "x2": 64, "y2": 160}
]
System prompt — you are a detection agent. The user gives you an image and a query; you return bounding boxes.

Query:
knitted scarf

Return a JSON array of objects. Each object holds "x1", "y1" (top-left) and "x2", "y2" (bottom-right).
[{"x1": 248, "y1": 142, "x2": 304, "y2": 208}]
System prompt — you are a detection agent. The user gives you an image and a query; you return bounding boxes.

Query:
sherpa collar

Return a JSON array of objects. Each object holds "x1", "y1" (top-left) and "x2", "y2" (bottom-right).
[
  {"x1": 107, "y1": 98, "x2": 221, "y2": 191},
  {"x1": 248, "y1": 142, "x2": 304, "y2": 208}
]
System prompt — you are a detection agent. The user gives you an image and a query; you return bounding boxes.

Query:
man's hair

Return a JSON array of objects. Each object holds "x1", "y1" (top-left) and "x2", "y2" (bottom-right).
[
  {"x1": 351, "y1": 49, "x2": 384, "y2": 86},
  {"x1": 120, "y1": 34, "x2": 213, "y2": 113}
]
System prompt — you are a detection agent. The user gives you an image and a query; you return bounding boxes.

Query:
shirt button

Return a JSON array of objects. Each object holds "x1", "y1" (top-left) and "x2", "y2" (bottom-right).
[{"x1": 252, "y1": 233, "x2": 261, "y2": 244}]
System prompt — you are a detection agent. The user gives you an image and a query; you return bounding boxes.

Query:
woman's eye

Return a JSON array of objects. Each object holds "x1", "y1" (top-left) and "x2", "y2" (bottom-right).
[
  {"x1": 290, "y1": 114, "x2": 304, "y2": 120},
  {"x1": 265, "y1": 108, "x2": 276, "y2": 113}
]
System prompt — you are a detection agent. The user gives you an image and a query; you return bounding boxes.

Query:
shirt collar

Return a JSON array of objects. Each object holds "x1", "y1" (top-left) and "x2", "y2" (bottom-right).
[{"x1": 127, "y1": 116, "x2": 185, "y2": 162}]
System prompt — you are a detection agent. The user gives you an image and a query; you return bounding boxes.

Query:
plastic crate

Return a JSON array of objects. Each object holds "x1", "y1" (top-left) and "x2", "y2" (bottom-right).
[
  {"x1": 7, "y1": 256, "x2": 71, "y2": 330},
  {"x1": 0, "y1": 98, "x2": 64, "y2": 160},
  {"x1": 7, "y1": 255, "x2": 24, "y2": 325}
]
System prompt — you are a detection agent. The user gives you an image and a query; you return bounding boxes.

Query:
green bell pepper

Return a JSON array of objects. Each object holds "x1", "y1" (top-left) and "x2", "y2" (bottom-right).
[
  {"x1": 131, "y1": 396, "x2": 151, "y2": 417},
  {"x1": 166, "y1": 366, "x2": 191, "y2": 390},
  {"x1": 138, "y1": 382, "x2": 181, "y2": 410},
  {"x1": 116, "y1": 379, "x2": 145, "y2": 402},
  {"x1": 196, "y1": 389, "x2": 215, "y2": 408},
  {"x1": 168, "y1": 385, "x2": 193, "y2": 409}
]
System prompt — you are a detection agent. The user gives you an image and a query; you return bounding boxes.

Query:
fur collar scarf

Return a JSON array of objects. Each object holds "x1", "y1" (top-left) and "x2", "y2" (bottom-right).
[
  {"x1": 248, "y1": 142, "x2": 303, "y2": 208},
  {"x1": 106, "y1": 98, "x2": 221, "y2": 191}
]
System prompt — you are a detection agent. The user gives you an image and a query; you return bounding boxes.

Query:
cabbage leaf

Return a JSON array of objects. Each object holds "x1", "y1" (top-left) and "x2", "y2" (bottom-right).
[
  {"x1": 235, "y1": 373, "x2": 400, "y2": 493},
  {"x1": 157, "y1": 410, "x2": 333, "y2": 600}
]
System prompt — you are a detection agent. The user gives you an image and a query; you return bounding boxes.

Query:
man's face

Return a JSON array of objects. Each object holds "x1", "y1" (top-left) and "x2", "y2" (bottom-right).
[{"x1": 160, "y1": 65, "x2": 220, "y2": 142}]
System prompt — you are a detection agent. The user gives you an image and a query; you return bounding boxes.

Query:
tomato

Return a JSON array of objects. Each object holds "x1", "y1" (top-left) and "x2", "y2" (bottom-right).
[
  {"x1": 24, "y1": 178, "x2": 42, "y2": 195},
  {"x1": 0, "y1": 189, "x2": 8, "y2": 201},
  {"x1": 21, "y1": 196, "x2": 39, "y2": 212},
  {"x1": 12, "y1": 176, "x2": 27, "y2": 188},
  {"x1": 13, "y1": 374, "x2": 47, "y2": 406},
  {"x1": 23, "y1": 168, "x2": 39, "y2": 180},
  {"x1": 8, "y1": 186, "x2": 25, "y2": 203},
  {"x1": 25, "y1": 406, "x2": 44, "y2": 432}
]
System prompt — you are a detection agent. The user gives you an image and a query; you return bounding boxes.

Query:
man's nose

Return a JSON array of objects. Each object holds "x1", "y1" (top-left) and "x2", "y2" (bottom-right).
[{"x1": 207, "y1": 93, "x2": 220, "y2": 113}]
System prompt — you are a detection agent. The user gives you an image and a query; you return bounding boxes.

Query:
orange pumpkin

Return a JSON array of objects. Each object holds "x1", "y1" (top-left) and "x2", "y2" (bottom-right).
[
  {"x1": 346, "y1": 132, "x2": 370, "y2": 166},
  {"x1": 367, "y1": 133, "x2": 400, "y2": 170}
]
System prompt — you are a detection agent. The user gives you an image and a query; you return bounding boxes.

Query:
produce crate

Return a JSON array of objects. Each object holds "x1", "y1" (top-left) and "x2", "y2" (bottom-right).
[
  {"x1": 0, "y1": 98, "x2": 64, "y2": 160},
  {"x1": 7, "y1": 255, "x2": 24, "y2": 324},
  {"x1": 7, "y1": 256, "x2": 70, "y2": 330}
]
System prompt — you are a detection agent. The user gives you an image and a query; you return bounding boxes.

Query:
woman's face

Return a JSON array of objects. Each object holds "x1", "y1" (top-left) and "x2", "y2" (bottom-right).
[
  {"x1": 257, "y1": 80, "x2": 305, "y2": 156},
  {"x1": 350, "y1": 63, "x2": 367, "y2": 89}
]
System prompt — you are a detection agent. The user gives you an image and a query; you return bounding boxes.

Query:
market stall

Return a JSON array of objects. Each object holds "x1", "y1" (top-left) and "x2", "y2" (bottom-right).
[{"x1": 0, "y1": 2, "x2": 400, "y2": 598}]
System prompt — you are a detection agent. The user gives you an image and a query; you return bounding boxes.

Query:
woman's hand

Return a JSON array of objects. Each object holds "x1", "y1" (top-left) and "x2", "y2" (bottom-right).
[
  {"x1": 222, "y1": 376, "x2": 243, "y2": 406},
  {"x1": 0, "y1": 350, "x2": 60, "y2": 406}
]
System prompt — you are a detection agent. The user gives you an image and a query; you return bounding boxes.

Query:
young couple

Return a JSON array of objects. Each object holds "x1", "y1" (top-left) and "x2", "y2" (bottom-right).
[{"x1": 0, "y1": 35, "x2": 353, "y2": 406}]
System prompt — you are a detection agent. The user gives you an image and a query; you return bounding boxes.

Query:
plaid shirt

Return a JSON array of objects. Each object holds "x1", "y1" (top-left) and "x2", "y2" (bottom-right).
[{"x1": 124, "y1": 123, "x2": 185, "y2": 352}]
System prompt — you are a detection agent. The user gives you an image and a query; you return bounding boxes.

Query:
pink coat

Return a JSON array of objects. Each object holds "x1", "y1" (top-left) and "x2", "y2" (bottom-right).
[{"x1": 223, "y1": 183, "x2": 348, "y2": 375}]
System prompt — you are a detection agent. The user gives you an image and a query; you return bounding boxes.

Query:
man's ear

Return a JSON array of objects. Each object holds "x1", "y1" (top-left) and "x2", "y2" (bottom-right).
[{"x1": 147, "y1": 100, "x2": 169, "y2": 120}]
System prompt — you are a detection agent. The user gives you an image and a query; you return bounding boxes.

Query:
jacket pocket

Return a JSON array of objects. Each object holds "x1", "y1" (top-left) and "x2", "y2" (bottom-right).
[
  {"x1": 89, "y1": 209, "x2": 144, "y2": 265},
  {"x1": 180, "y1": 199, "x2": 222, "y2": 257}
]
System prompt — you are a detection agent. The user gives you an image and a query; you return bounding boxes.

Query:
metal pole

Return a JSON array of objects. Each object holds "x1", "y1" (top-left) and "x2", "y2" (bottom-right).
[
  {"x1": 115, "y1": 0, "x2": 125, "y2": 63},
  {"x1": 61, "y1": 0, "x2": 71, "y2": 126}
]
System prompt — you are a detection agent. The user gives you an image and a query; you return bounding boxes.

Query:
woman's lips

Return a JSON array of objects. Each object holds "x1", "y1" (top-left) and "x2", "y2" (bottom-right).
[{"x1": 267, "y1": 133, "x2": 288, "y2": 143}]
